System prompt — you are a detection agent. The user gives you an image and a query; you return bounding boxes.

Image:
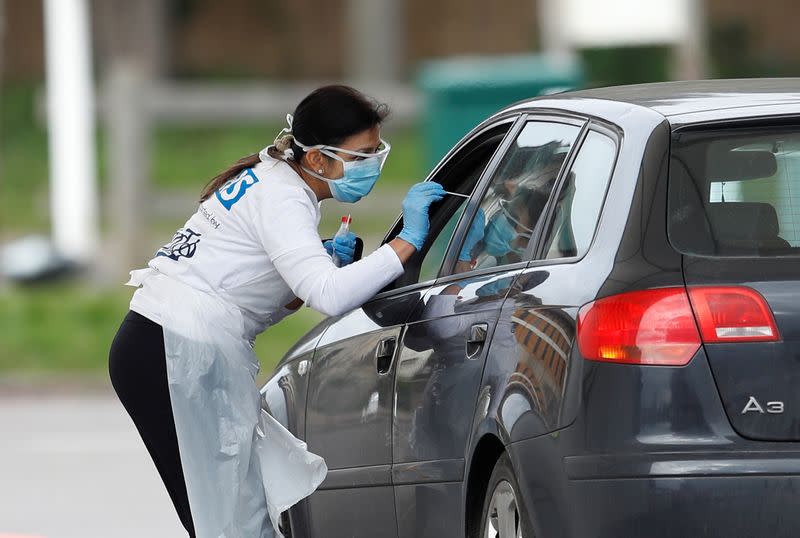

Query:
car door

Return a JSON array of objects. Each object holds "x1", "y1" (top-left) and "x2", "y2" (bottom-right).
[
  {"x1": 301, "y1": 117, "x2": 516, "y2": 538},
  {"x1": 391, "y1": 117, "x2": 586, "y2": 538},
  {"x1": 303, "y1": 295, "x2": 411, "y2": 538},
  {"x1": 490, "y1": 122, "x2": 620, "y2": 445}
]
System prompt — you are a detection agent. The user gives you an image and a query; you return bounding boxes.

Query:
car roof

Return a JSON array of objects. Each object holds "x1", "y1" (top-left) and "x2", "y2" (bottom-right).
[{"x1": 551, "y1": 78, "x2": 800, "y2": 116}]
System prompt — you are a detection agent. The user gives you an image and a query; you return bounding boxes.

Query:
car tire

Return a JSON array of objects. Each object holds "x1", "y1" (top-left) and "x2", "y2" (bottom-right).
[{"x1": 476, "y1": 453, "x2": 533, "y2": 538}]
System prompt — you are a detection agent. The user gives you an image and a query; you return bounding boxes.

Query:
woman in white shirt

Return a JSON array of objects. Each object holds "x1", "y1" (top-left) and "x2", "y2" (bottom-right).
[{"x1": 108, "y1": 85, "x2": 445, "y2": 538}]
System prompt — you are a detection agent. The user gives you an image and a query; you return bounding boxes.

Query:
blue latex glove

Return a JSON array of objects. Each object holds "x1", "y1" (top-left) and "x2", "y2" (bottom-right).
[
  {"x1": 323, "y1": 231, "x2": 357, "y2": 266},
  {"x1": 459, "y1": 208, "x2": 486, "y2": 261},
  {"x1": 397, "y1": 182, "x2": 446, "y2": 250},
  {"x1": 484, "y1": 212, "x2": 518, "y2": 257}
]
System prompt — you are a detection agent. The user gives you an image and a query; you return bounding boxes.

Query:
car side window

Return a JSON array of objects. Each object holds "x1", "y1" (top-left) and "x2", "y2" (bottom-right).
[
  {"x1": 541, "y1": 130, "x2": 617, "y2": 260},
  {"x1": 386, "y1": 123, "x2": 513, "y2": 289},
  {"x1": 449, "y1": 121, "x2": 582, "y2": 275},
  {"x1": 418, "y1": 203, "x2": 468, "y2": 282}
]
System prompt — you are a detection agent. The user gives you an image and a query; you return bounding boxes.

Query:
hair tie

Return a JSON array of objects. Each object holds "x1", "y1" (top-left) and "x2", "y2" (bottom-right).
[
  {"x1": 259, "y1": 140, "x2": 294, "y2": 163},
  {"x1": 269, "y1": 113, "x2": 297, "y2": 160},
  {"x1": 274, "y1": 132, "x2": 294, "y2": 153}
]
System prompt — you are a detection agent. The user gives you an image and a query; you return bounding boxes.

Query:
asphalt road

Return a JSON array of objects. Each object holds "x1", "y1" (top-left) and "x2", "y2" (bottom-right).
[{"x1": 0, "y1": 391, "x2": 185, "y2": 538}]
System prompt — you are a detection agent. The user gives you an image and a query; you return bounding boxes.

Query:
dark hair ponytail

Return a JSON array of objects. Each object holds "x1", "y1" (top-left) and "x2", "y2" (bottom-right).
[{"x1": 199, "y1": 85, "x2": 388, "y2": 202}]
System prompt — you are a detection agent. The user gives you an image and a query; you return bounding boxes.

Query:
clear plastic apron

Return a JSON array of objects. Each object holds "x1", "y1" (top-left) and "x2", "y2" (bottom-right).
[{"x1": 127, "y1": 268, "x2": 327, "y2": 538}]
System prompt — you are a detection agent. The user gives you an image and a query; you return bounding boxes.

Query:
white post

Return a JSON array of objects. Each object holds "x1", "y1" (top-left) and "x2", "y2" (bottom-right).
[
  {"x1": 674, "y1": 0, "x2": 709, "y2": 80},
  {"x1": 538, "y1": 0, "x2": 574, "y2": 64},
  {"x1": 346, "y1": 0, "x2": 402, "y2": 81},
  {"x1": 43, "y1": 0, "x2": 98, "y2": 263},
  {"x1": 106, "y1": 60, "x2": 150, "y2": 276}
]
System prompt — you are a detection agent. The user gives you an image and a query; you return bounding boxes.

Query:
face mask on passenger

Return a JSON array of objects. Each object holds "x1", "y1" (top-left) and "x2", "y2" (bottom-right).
[{"x1": 484, "y1": 201, "x2": 533, "y2": 257}]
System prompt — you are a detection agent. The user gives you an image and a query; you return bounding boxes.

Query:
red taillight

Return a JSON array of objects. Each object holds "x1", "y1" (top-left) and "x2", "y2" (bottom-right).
[
  {"x1": 578, "y1": 286, "x2": 781, "y2": 366},
  {"x1": 687, "y1": 286, "x2": 779, "y2": 343},
  {"x1": 577, "y1": 288, "x2": 702, "y2": 366}
]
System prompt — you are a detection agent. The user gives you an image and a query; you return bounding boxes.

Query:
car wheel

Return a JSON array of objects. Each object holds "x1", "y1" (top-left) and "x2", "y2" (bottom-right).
[{"x1": 478, "y1": 453, "x2": 532, "y2": 538}]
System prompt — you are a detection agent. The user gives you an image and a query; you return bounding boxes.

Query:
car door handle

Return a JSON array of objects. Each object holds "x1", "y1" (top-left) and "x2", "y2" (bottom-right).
[
  {"x1": 466, "y1": 323, "x2": 489, "y2": 359},
  {"x1": 375, "y1": 336, "x2": 397, "y2": 374}
]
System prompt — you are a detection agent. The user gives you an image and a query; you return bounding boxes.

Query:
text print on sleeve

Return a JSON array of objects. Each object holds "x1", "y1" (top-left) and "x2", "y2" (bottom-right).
[
  {"x1": 156, "y1": 228, "x2": 202, "y2": 261},
  {"x1": 216, "y1": 169, "x2": 260, "y2": 211}
]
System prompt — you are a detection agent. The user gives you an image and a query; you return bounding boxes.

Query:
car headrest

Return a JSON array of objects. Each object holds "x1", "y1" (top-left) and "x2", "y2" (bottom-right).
[{"x1": 706, "y1": 202, "x2": 780, "y2": 241}]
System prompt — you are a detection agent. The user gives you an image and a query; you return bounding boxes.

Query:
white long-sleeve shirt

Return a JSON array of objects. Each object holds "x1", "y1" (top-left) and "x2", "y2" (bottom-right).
[{"x1": 130, "y1": 154, "x2": 404, "y2": 339}]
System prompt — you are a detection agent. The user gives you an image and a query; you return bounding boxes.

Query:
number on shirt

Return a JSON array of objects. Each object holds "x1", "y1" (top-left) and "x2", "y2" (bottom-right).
[{"x1": 216, "y1": 168, "x2": 259, "y2": 210}]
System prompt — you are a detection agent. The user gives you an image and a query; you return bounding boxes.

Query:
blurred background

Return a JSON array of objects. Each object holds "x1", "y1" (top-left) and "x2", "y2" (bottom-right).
[
  {"x1": 0, "y1": 1, "x2": 799, "y2": 535},
  {"x1": 5, "y1": 0, "x2": 800, "y2": 384}
]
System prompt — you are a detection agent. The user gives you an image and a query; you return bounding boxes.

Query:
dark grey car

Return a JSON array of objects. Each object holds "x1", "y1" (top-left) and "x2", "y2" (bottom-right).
[{"x1": 262, "y1": 79, "x2": 800, "y2": 537}]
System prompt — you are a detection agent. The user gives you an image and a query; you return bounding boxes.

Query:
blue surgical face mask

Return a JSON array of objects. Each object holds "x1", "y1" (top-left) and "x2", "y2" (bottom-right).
[
  {"x1": 484, "y1": 212, "x2": 532, "y2": 257},
  {"x1": 292, "y1": 137, "x2": 391, "y2": 204},
  {"x1": 328, "y1": 156, "x2": 382, "y2": 203}
]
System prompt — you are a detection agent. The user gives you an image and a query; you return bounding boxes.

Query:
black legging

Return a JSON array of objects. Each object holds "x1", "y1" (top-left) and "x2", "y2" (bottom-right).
[{"x1": 109, "y1": 310, "x2": 196, "y2": 537}]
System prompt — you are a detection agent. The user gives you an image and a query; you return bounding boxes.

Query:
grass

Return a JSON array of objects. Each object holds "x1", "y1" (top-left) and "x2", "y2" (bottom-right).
[
  {"x1": 0, "y1": 283, "x2": 130, "y2": 372},
  {"x1": 0, "y1": 83, "x2": 421, "y2": 376},
  {"x1": 0, "y1": 281, "x2": 324, "y2": 380},
  {"x1": 1, "y1": 85, "x2": 52, "y2": 235}
]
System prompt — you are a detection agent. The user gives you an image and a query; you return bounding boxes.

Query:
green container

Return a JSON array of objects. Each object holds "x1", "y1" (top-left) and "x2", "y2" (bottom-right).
[{"x1": 417, "y1": 54, "x2": 583, "y2": 169}]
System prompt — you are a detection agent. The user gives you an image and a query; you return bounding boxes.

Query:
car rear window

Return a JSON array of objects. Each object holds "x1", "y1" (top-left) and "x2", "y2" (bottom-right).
[{"x1": 669, "y1": 124, "x2": 800, "y2": 257}]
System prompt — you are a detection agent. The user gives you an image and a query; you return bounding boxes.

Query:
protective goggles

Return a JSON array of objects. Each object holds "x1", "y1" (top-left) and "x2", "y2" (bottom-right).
[
  {"x1": 498, "y1": 198, "x2": 534, "y2": 239},
  {"x1": 293, "y1": 138, "x2": 392, "y2": 170}
]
